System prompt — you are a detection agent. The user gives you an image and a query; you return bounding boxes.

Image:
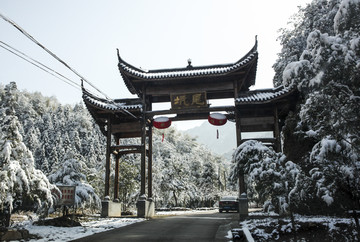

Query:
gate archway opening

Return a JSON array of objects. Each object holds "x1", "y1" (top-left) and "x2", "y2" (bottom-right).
[{"x1": 82, "y1": 37, "x2": 298, "y2": 218}]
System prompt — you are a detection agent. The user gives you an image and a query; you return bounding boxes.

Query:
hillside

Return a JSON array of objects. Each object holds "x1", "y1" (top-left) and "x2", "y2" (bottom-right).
[
  {"x1": 185, "y1": 121, "x2": 273, "y2": 158},
  {"x1": 185, "y1": 121, "x2": 236, "y2": 156}
]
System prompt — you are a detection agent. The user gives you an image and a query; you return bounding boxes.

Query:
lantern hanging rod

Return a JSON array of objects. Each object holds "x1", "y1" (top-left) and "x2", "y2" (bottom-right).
[{"x1": 145, "y1": 105, "x2": 235, "y2": 117}]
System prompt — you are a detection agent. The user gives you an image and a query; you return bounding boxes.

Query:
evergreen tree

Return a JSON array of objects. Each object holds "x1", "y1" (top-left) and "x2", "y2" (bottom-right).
[
  {"x1": 48, "y1": 151, "x2": 101, "y2": 210},
  {"x1": 231, "y1": 140, "x2": 301, "y2": 215},
  {"x1": 273, "y1": 0, "x2": 360, "y2": 217},
  {"x1": 0, "y1": 83, "x2": 56, "y2": 227},
  {"x1": 116, "y1": 156, "x2": 139, "y2": 210},
  {"x1": 152, "y1": 128, "x2": 225, "y2": 208}
]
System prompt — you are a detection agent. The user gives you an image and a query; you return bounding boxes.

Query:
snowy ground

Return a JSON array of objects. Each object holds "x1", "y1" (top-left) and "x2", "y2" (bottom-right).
[
  {"x1": 11, "y1": 209, "x2": 218, "y2": 241},
  {"x1": 13, "y1": 215, "x2": 145, "y2": 241},
  {"x1": 240, "y1": 213, "x2": 359, "y2": 241},
  {"x1": 11, "y1": 210, "x2": 359, "y2": 241}
]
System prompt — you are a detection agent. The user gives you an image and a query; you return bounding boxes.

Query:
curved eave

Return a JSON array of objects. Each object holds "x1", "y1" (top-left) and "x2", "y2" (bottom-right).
[
  {"x1": 82, "y1": 88, "x2": 143, "y2": 135},
  {"x1": 118, "y1": 38, "x2": 258, "y2": 95},
  {"x1": 236, "y1": 85, "x2": 298, "y2": 105},
  {"x1": 82, "y1": 88, "x2": 142, "y2": 112}
]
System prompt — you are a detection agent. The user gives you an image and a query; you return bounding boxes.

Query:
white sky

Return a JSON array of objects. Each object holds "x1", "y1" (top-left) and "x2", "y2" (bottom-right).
[{"x1": 0, "y1": 0, "x2": 311, "y2": 130}]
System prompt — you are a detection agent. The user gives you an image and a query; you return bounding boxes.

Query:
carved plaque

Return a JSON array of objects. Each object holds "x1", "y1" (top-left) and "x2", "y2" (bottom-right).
[{"x1": 171, "y1": 92, "x2": 207, "y2": 109}]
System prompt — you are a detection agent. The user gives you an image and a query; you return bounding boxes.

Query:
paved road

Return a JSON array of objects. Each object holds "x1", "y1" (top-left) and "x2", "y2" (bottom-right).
[{"x1": 72, "y1": 211, "x2": 239, "y2": 242}]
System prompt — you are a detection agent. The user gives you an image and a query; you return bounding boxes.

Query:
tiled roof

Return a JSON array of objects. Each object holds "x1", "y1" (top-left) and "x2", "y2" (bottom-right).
[
  {"x1": 118, "y1": 52, "x2": 257, "y2": 80},
  {"x1": 236, "y1": 85, "x2": 297, "y2": 104},
  {"x1": 117, "y1": 39, "x2": 258, "y2": 90},
  {"x1": 82, "y1": 88, "x2": 142, "y2": 111}
]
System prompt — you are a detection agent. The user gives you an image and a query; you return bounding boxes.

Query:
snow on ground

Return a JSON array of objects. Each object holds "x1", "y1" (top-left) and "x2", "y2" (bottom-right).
[
  {"x1": 239, "y1": 213, "x2": 358, "y2": 241},
  {"x1": 12, "y1": 209, "x2": 218, "y2": 241},
  {"x1": 15, "y1": 216, "x2": 145, "y2": 241}
]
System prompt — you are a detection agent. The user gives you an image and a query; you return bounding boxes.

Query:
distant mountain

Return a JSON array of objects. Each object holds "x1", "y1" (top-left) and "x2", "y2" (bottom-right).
[
  {"x1": 184, "y1": 121, "x2": 273, "y2": 157},
  {"x1": 184, "y1": 121, "x2": 237, "y2": 156}
]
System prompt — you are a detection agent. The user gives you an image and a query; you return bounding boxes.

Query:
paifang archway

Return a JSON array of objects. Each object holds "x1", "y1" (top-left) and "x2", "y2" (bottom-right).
[{"x1": 82, "y1": 38, "x2": 298, "y2": 218}]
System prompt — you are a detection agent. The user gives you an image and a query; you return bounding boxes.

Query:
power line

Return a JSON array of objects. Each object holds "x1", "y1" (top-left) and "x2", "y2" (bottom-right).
[
  {"x1": 0, "y1": 11, "x2": 137, "y2": 119},
  {"x1": 0, "y1": 40, "x2": 81, "y2": 90},
  {"x1": 0, "y1": 12, "x2": 98, "y2": 92}
]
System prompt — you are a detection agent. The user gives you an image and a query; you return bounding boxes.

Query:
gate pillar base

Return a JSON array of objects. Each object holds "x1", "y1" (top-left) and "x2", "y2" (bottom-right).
[
  {"x1": 101, "y1": 199, "x2": 122, "y2": 217},
  {"x1": 137, "y1": 195, "x2": 155, "y2": 218},
  {"x1": 239, "y1": 193, "x2": 248, "y2": 221}
]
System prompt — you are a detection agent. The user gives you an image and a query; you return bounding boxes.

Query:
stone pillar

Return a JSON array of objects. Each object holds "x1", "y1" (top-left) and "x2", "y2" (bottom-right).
[
  {"x1": 101, "y1": 200, "x2": 122, "y2": 217},
  {"x1": 137, "y1": 194, "x2": 155, "y2": 218},
  {"x1": 239, "y1": 193, "x2": 248, "y2": 221}
]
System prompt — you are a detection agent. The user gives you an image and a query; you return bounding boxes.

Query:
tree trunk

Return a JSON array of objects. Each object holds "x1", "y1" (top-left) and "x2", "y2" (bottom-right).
[
  {"x1": 0, "y1": 207, "x2": 11, "y2": 228},
  {"x1": 173, "y1": 190, "x2": 178, "y2": 207}
]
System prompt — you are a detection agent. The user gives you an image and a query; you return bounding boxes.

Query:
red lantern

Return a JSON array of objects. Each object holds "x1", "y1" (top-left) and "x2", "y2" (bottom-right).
[
  {"x1": 153, "y1": 117, "x2": 171, "y2": 129},
  {"x1": 208, "y1": 113, "x2": 227, "y2": 126}
]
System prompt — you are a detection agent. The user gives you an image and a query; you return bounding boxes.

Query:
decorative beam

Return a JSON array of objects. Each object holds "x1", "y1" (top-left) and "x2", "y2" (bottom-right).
[
  {"x1": 145, "y1": 105, "x2": 235, "y2": 117},
  {"x1": 240, "y1": 124, "x2": 274, "y2": 132},
  {"x1": 112, "y1": 122, "x2": 142, "y2": 133},
  {"x1": 111, "y1": 145, "x2": 143, "y2": 151},
  {"x1": 114, "y1": 132, "x2": 142, "y2": 138},
  {"x1": 144, "y1": 82, "x2": 235, "y2": 95},
  {"x1": 240, "y1": 116, "x2": 274, "y2": 126},
  {"x1": 117, "y1": 150, "x2": 142, "y2": 155},
  {"x1": 240, "y1": 138, "x2": 277, "y2": 144},
  {"x1": 171, "y1": 113, "x2": 209, "y2": 121}
]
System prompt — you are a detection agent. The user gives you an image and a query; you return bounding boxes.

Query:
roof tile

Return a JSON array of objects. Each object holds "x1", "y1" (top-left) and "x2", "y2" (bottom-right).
[{"x1": 236, "y1": 85, "x2": 297, "y2": 104}]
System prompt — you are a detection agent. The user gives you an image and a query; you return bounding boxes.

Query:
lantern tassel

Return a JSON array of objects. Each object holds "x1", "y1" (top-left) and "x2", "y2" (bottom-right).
[
  {"x1": 162, "y1": 133, "x2": 165, "y2": 142},
  {"x1": 217, "y1": 129, "x2": 219, "y2": 139}
]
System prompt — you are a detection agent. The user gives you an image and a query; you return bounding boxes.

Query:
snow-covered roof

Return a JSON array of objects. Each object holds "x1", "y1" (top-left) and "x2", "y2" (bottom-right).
[
  {"x1": 236, "y1": 85, "x2": 297, "y2": 104},
  {"x1": 118, "y1": 38, "x2": 258, "y2": 96},
  {"x1": 82, "y1": 87, "x2": 143, "y2": 136},
  {"x1": 118, "y1": 52, "x2": 257, "y2": 80},
  {"x1": 82, "y1": 88, "x2": 142, "y2": 111}
]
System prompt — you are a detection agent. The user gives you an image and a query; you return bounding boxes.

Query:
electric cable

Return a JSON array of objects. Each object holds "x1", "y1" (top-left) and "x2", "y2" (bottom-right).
[
  {"x1": 0, "y1": 40, "x2": 81, "y2": 90},
  {"x1": 0, "y1": 12, "x2": 137, "y2": 119}
]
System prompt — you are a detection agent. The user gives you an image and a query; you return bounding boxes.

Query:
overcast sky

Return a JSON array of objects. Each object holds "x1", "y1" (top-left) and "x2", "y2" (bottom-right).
[{"x1": 0, "y1": 0, "x2": 311, "y2": 130}]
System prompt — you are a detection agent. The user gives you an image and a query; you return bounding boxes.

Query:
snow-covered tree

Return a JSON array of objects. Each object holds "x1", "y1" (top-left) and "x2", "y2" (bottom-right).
[
  {"x1": 199, "y1": 155, "x2": 220, "y2": 207},
  {"x1": 273, "y1": 0, "x2": 339, "y2": 86},
  {"x1": 231, "y1": 140, "x2": 301, "y2": 215},
  {"x1": 152, "y1": 127, "x2": 225, "y2": 208},
  {"x1": 0, "y1": 82, "x2": 56, "y2": 227},
  {"x1": 116, "y1": 156, "x2": 139, "y2": 210},
  {"x1": 273, "y1": 0, "x2": 360, "y2": 216},
  {"x1": 48, "y1": 151, "x2": 101, "y2": 210}
]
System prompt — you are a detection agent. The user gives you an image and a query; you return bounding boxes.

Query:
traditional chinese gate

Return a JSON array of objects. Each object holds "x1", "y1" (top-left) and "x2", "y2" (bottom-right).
[{"x1": 82, "y1": 38, "x2": 297, "y2": 218}]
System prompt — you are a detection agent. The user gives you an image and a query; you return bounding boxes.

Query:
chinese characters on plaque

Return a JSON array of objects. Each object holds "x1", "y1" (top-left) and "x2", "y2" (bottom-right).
[
  {"x1": 171, "y1": 92, "x2": 207, "y2": 109},
  {"x1": 57, "y1": 185, "x2": 76, "y2": 206}
]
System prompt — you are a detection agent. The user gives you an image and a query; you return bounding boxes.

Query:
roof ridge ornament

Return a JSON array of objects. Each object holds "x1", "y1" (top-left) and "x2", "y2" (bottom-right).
[{"x1": 187, "y1": 58, "x2": 193, "y2": 68}]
